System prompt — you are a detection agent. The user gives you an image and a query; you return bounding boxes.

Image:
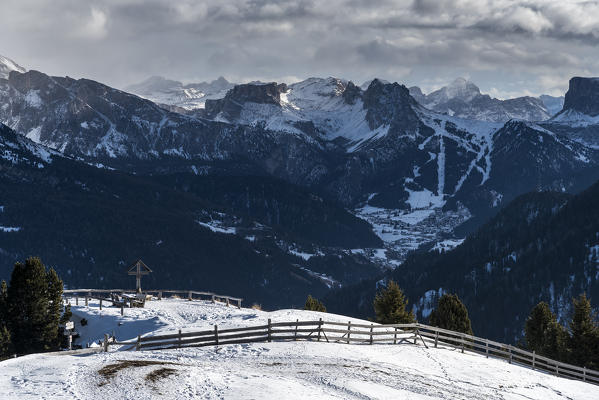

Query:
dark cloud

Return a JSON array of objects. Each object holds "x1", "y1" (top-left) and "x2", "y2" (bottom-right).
[{"x1": 0, "y1": 0, "x2": 598, "y2": 97}]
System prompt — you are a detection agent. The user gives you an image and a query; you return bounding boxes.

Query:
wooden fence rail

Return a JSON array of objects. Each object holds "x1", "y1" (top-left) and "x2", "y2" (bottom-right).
[
  {"x1": 62, "y1": 289, "x2": 243, "y2": 309},
  {"x1": 103, "y1": 320, "x2": 599, "y2": 386}
]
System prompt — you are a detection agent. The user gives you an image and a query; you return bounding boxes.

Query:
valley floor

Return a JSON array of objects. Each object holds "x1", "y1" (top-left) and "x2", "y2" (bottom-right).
[{"x1": 0, "y1": 299, "x2": 597, "y2": 399}]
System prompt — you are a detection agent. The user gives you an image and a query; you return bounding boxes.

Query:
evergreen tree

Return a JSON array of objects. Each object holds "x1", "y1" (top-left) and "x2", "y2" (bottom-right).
[
  {"x1": 569, "y1": 293, "x2": 599, "y2": 368},
  {"x1": 524, "y1": 302, "x2": 567, "y2": 360},
  {"x1": 7, "y1": 257, "x2": 63, "y2": 354},
  {"x1": 45, "y1": 268, "x2": 63, "y2": 349},
  {"x1": 304, "y1": 295, "x2": 326, "y2": 312},
  {"x1": 428, "y1": 294, "x2": 473, "y2": 335},
  {"x1": 373, "y1": 280, "x2": 415, "y2": 324},
  {"x1": 0, "y1": 280, "x2": 10, "y2": 359}
]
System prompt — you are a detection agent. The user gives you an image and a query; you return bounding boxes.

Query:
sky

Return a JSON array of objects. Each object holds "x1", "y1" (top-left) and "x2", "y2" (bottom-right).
[{"x1": 1, "y1": 0, "x2": 599, "y2": 98}]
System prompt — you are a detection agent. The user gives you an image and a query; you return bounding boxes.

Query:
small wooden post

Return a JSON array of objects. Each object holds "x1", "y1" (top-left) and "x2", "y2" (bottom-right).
[
  {"x1": 85, "y1": 297, "x2": 88, "y2": 307},
  {"x1": 120, "y1": 305, "x2": 124, "y2": 316},
  {"x1": 136, "y1": 335, "x2": 141, "y2": 351},
  {"x1": 583, "y1": 367, "x2": 587, "y2": 382},
  {"x1": 103, "y1": 334, "x2": 109, "y2": 352},
  {"x1": 461, "y1": 334, "x2": 464, "y2": 353},
  {"x1": 294, "y1": 319, "x2": 298, "y2": 341},
  {"x1": 485, "y1": 340, "x2": 489, "y2": 358},
  {"x1": 76, "y1": 296, "x2": 78, "y2": 306},
  {"x1": 369, "y1": 324, "x2": 373, "y2": 345},
  {"x1": 268, "y1": 319, "x2": 272, "y2": 342},
  {"x1": 509, "y1": 347, "x2": 512, "y2": 364},
  {"x1": 532, "y1": 351, "x2": 536, "y2": 370},
  {"x1": 434, "y1": 331, "x2": 438, "y2": 348},
  {"x1": 211, "y1": 295, "x2": 215, "y2": 304},
  {"x1": 555, "y1": 363, "x2": 559, "y2": 376},
  {"x1": 178, "y1": 329, "x2": 182, "y2": 348},
  {"x1": 158, "y1": 291, "x2": 162, "y2": 300},
  {"x1": 214, "y1": 325, "x2": 219, "y2": 346},
  {"x1": 188, "y1": 291, "x2": 192, "y2": 300},
  {"x1": 317, "y1": 318, "x2": 323, "y2": 342},
  {"x1": 414, "y1": 327, "x2": 418, "y2": 344},
  {"x1": 348, "y1": 321, "x2": 352, "y2": 344},
  {"x1": 99, "y1": 299, "x2": 102, "y2": 310},
  {"x1": 237, "y1": 299, "x2": 241, "y2": 309},
  {"x1": 226, "y1": 298, "x2": 230, "y2": 307}
]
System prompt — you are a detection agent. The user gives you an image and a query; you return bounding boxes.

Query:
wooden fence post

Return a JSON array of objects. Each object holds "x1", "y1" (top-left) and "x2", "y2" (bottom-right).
[
  {"x1": 317, "y1": 319, "x2": 322, "y2": 342},
  {"x1": 136, "y1": 335, "x2": 141, "y2": 351},
  {"x1": 532, "y1": 351, "x2": 535, "y2": 370},
  {"x1": 268, "y1": 319, "x2": 272, "y2": 342},
  {"x1": 237, "y1": 299, "x2": 241, "y2": 309},
  {"x1": 103, "y1": 334, "x2": 109, "y2": 352},
  {"x1": 294, "y1": 319, "x2": 298, "y2": 341},
  {"x1": 485, "y1": 340, "x2": 489, "y2": 358},
  {"x1": 188, "y1": 291, "x2": 192, "y2": 300},
  {"x1": 370, "y1": 324, "x2": 373, "y2": 345},
  {"x1": 414, "y1": 327, "x2": 418, "y2": 344},
  {"x1": 583, "y1": 367, "x2": 587, "y2": 382},
  {"x1": 509, "y1": 347, "x2": 512, "y2": 364},
  {"x1": 178, "y1": 329, "x2": 182, "y2": 348},
  {"x1": 158, "y1": 291, "x2": 162, "y2": 300},
  {"x1": 461, "y1": 334, "x2": 464, "y2": 353},
  {"x1": 99, "y1": 299, "x2": 102, "y2": 310},
  {"x1": 226, "y1": 298, "x2": 230, "y2": 307},
  {"x1": 211, "y1": 295, "x2": 215, "y2": 304},
  {"x1": 434, "y1": 331, "x2": 438, "y2": 348},
  {"x1": 555, "y1": 363, "x2": 559, "y2": 376},
  {"x1": 121, "y1": 305, "x2": 124, "y2": 316},
  {"x1": 393, "y1": 327, "x2": 398, "y2": 345},
  {"x1": 348, "y1": 321, "x2": 352, "y2": 344},
  {"x1": 214, "y1": 325, "x2": 219, "y2": 346}
]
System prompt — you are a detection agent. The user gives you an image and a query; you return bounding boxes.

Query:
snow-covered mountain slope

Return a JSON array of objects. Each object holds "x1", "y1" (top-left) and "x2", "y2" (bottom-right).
[
  {"x1": 0, "y1": 54, "x2": 26, "y2": 79},
  {"x1": 0, "y1": 123, "x2": 57, "y2": 168},
  {"x1": 125, "y1": 76, "x2": 234, "y2": 110},
  {"x1": 1, "y1": 299, "x2": 595, "y2": 399},
  {"x1": 410, "y1": 78, "x2": 552, "y2": 122},
  {"x1": 539, "y1": 94, "x2": 564, "y2": 116}
]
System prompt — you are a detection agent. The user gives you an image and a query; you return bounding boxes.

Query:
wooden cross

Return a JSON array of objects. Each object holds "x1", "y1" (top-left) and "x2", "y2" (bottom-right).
[{"x1": 127, "y1": 259, "x2": 152, "y2": 293}]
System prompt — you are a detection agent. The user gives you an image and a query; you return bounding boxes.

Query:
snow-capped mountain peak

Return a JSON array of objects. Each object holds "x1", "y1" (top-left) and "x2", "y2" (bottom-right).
[{"x1": 0, "y1": 54, "x2": 26, "y2": 80}]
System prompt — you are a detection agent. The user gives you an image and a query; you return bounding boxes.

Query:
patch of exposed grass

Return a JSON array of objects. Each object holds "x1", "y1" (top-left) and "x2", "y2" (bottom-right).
[
  {"x1": 98, "y1": 359, "x2": 181, "y2": 385},
  {"x1": 145, "y1": 367, "x2": 178, "y2": 383}
]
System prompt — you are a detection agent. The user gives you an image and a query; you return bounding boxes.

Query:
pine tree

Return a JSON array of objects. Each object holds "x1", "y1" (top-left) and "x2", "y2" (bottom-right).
[
  {"x1": 524, "y1": 302, "x2": 567, "y2": 360},
  {"x1": 45, "y1": 268, "x2": 63, "y2": 349},
  {"x1": 569, "y1": 293, "x2": 599, "y2": 368},
  {"x1": 304, "y1": 295, "x2": 326, "y2": 312},
  {"x1": 428, "y1": 294, "x2": 473, "y2": 335},
  {"x1": 7, "y1": 257, "x2": 63, "y2": 354},
  {"x1": 373, "y1": 280, "x2": 415, "y2": 324},
  {"x1": 0, "y1": 280, "x2": 10, "y2": 359}
]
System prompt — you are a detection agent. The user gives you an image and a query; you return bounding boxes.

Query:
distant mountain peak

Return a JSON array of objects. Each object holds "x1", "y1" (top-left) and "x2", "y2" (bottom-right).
[
  {"x1": 559, "y1": 76, "x2": 599, "y2": 117},
  {"x1": 0, "y1": 54, "x2": 26, "y2": 80}
]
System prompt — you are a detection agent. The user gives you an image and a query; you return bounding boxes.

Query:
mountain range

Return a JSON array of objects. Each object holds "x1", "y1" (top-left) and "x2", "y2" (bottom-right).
[{"x1": 1, "y1": 53, "x2": 599, "y2": 342}]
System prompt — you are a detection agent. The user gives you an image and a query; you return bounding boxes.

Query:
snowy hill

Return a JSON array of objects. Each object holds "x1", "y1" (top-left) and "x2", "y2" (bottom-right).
[{"x1": 1, "y1": 298, "x2": 597, "y2": 399}]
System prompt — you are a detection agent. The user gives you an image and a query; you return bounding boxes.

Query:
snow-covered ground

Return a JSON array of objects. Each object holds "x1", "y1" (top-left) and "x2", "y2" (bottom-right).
[{"x1": 1, "y1": 298, "x2": 597, "y2": 399}]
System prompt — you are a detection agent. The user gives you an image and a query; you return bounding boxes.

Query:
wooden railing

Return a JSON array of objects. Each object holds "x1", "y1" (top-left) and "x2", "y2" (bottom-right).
[
  {"x1": 63, "y1": 289, "x2": 243, "y2": 309},
  {"x1": 105, "y1": 320, "x2": 599, "y2": 386}
]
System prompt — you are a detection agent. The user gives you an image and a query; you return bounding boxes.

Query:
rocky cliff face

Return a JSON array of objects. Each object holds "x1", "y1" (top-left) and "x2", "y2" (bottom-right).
[{"x1": 562, "y1": 77, "x2": 599, "y2": 117}]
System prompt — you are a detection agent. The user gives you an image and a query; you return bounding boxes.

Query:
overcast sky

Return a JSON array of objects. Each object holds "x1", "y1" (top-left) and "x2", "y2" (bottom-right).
[{"x1": 1, "y1": 0, "x2": 598, "y2": 98}]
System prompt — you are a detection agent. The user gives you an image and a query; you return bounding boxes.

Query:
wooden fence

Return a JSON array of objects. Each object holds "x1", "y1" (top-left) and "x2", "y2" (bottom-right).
[
  {"x1": 63, "y1": 289, "x2": 243, "y2": 310},
  {"x1": 105, "y1": 320, "x2": 599, "y2": 386}
]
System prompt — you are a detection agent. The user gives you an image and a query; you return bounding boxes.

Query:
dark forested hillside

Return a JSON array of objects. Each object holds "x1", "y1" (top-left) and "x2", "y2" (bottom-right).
[
  {"x1": 327, "y1": 184, "x2": 599, "y2": 343},
  {"x1": 0, "y1": 124, "x2": 382, "y2": 308}
]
